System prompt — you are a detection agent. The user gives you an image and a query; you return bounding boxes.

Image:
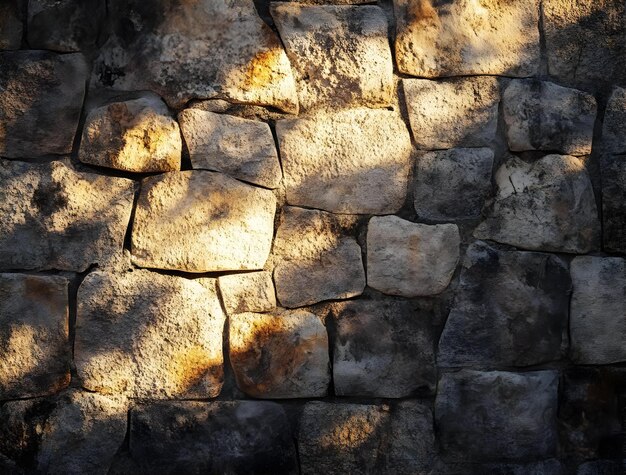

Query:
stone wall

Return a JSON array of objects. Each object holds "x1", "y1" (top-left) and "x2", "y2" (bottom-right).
[{"x1": 0, "y1": 0, "x2": 625, "y2": 474}]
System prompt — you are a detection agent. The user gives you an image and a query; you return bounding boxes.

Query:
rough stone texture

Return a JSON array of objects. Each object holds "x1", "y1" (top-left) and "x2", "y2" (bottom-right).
[
  {"x1": 273, "y1": 207, "x2": 365, "y2": 308},
  {"x1": 413, "y1": 148, "x2": 494, "y2": 221},
  {"x1": 436, "y1": 370, "x2": 559, "y2": 461},
  {"x1": 271, "y1": 4, "x2": 393, "y2": 112},
  {"x1": 331, "y1": 300, "x2": 435, "y2": 397},
  {"x1": 601, "y1": 155, "x2": 626, "y2": 253},
  {"x1": 276, "y1": 109, "x2": 412, "y2": 214},
  {"x1": 0, "y1": 273, "x2": 70, "y2": 399},
  {"x1": 0, "y1": 51, "x2": 87, "y2": 158},
  {"x1": 403, "y1": 77, "x2": 499, "y2": 150},
  {"x1": 0, "y1": 160, "x2": 134, "y2": 271},
  {"x1": 178, "y1": 109, "x2": 281, "y2": 188},
  {"x1": 0, "y1": 1, "x2": 22, "y2": 49},
  {"x1": 92, "y1": 0, "x2": 298, "y2": 112},
  {"x1": 218, "y1": 271, "x2": 276, "y2": 315},
  {"x1": 570, "y1": 256, "x2": 626, "y2": 364},
  {"x1": 367, "y1": 216, "x2": 459, "y2": 297},
  {"x1": 128, "y1": 401, "x2": 298, "y2": 474},
  {"x1": 36, "y1": 391, "x2": 128, "y2": 475},
  {"x1": 474, "y1": 154, "x2": 600, "y2": 253},
  {"x1": 576, "y1": 460, "x2": 625, "y2": 475},
  {"x1": 393, "y1": 0, "x2": 540, "y2": 77},
  {"x1": 230, "y1": 309, "x2": 329, "y2": 398},
  {"x1": 131, "y1": 170, "x2": 276, "y2": 272},
  {"x1": 76, "y1": 270, "x2": 225, "y2": 398},
  {"x1": 79, "y1": 94, "x2": 181, "y2": 173},
  {"x1": 438, "y1": 241, "x2": 571, "y2": 368},
  {"x1": 544, "y1": 0, "x2": 626, "y2": 88},
  {"x1": 27, "y1": 0, "x2": 105, "y2": 52},
  {"x1": 503, "y1": 79, "x2": 597, "y2": 156},
  {"x1": 602, "y1": 87, "x2": 626, "y2": 154},
  {"x1": 298, "y1": 401, "x2": 435, "y2": 474},
  {"x1": 433, "y1": 459, "x2": 564, "y2": 475}
]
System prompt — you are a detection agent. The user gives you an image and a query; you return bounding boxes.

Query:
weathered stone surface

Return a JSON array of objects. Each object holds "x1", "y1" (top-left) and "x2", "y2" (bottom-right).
[
  {"x1": 128, "y1": 401, "x2": 298, "y2": 474},
  {"x1": 27, "y1": 0, "x2": 105, "y2": 52},
  {"x1": 178, "y1": 109, "x2": 281, "y2": 188},
  {"x1": 367, "y1": 216, "x2": 459, "y2": 297},
  {"x1": 331, "y1": 300, "x2": 435, "y2": 397},
  {"x1": 271, "y1": 4, "x2": 393, "y2": 112},
  {"x1": 298, "y1": 401, "x2": 435, "y2": 474},
  {"x1": 229, "y1": 309, "x2": 330, "y2": 398},
  {"x1": 0, "y1": 1, "x2": 22, "y2": 49},
  {"x1": 0, "y1": 160, "x2": 134, "y2": 271},
  {"x1": 92, "y1": 0, "x2": 298, "y2": 112},
  {"x1": 79, "y1": 94, "x2": 181, "y2": 173},
  {"x1": 602, "y1": 87, "x2": 626, "y2": 154},
  {"x1": 414, "y1": 148, "x2": 493, "y2": 221},
  {"x1": 503, "y1": 79, "x2": 597, "y2": 155},
  {"x1": 403, "y1": 77, "x2": 499, "y2": 150},
  {"x1": 36, "y1": 391, "x2": 128, "y2": 475},
  {"x1": 276, "y1": 109, "x2": 411, "y2": 214},
  {"x1": 601, "y1": 155, "x2": 626, "y2": 253},
  {"x1": 438, "y1": 241, "x2": 571, "y2": 368},
  {"x1": 218, "y1": 271, "x2": 276, "y2": 315},
  {"x1": 570, "y1": 256, "x2": 626, "y2": 364},
  {"x1": 433, "y1": 459, "x2": 564, "y2": 475},
  {"x1": 76, "y1": 270, "x2": 225, "y2": 398},
  {"x1": 0, "y1": 51, "x2": 87, "y2": 158},
  {"x1": 394, "y1": 0, "x2": 540, "y2": 77},
  {"x1": 576, "y1": 460, "x2": 625, "y2": 475},
  {"x1": 436, "y1": 370, "x2": 559, "y2": 461},
  {"x1": 131, "y1": 170, "x2": 276, "y2": 272},
  {"x1": 0, "y1": 273, "x2": 69, "y2": 399},
  {"x1": 474, "y1": 154, "x2": 600, "y2": 253},
  {"x1": 273, "y1": 207, "x2": 365, "y2": 308},
  {"x1": 544, "y1": 0, "x2": 626, "y2": 88}
]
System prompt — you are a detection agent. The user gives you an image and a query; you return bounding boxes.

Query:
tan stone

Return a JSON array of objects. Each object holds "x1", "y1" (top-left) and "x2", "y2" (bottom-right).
[
  {"x1": 229, "y1": 310, "x2": 330, "y2": 398},
  {"x1": 0, "y1": 159, "x2": 134, "y2": 272},
  {"x1": 218, "y1": 271, "x2": 276, "y2": 315},
  {"x1": 367, "y1": 216, "x2": 460, "y2": 297},
  {"x1": 276, "y1": 109, "x2": 411, "y2": 214},
  {"x1": 273, "y1": 206, "x2": 365, "y2": 308},
  {"x1": 131, "y1": 170, "x2": 276, "y2": 272},
  {"x1": 271, "y1": 4, "x2": 393, "y2": 112},
  {"x1": 92, "y1": 0, "x2": 298, "y2": 112},
  {"x1": 394, "y1": 0, "x2": 540, "y2": 77},
  {"x1": 403, "y1": 77, "x2": 499, "y2": 149},
  {"x1": 178, "y1": 109, "x2": 281, "y2": 188},
  {"x1": 0, "y1": 273, "x2": 70, "y2": 399},
  {"x1": 76, "y1": 270, "x2": 225, "y2": 398},
  {"x1": 79, "y1": 94, "x2": 181, "y2": 173}
]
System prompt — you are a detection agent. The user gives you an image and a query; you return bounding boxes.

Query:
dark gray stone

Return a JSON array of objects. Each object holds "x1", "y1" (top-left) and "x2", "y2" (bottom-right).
[
  {"x1": 128, "y1": 401, "x2": 298, "y2": 475},
  {"x1": 601, "y1": 155, "x2": 626, "y2": 253},
  {"x1": 0, "y1": 51, "x2": 88, "y2": 158},
  {"x1": 602, "y1": 87, "x2": 626, "y2": 154},
  {"x1": 0, "y1": 1, "x2": 22, "y2": 50},
  {"x1": 331, "y1": 299, "x2": 435, "y2": 397},
  {"x1": 436, "y1": 370, "x2": 559, "y2": 462},
  {"x1": 438, "y1": 241, "x2": 571, "y2": 368},
  {"x1": 576, "y1": 460, "x2": 625, "y2": 475}
]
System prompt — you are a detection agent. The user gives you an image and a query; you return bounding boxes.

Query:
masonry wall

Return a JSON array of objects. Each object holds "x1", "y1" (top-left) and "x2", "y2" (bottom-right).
[{"x1": 0, "y1": 0, "x2": 625, "y2": 474}]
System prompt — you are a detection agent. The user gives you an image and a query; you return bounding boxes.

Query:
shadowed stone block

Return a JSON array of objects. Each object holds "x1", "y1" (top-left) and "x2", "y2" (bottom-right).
[
  {"x1": 218, "y1": 271, "x2": 276, "y2": 315},
  {"x1": 474, "y1": 154, "x2": 599, "y2": 253},
  {"x1": 438, "y1": 241, "x2": 571, "y2": 368},
  {"x1": 178, "y1": 109, "x2": 281, "y2": 188},
  {"x1": 229, "y1": 309, "x2": 330, "y2": 398},
  {"x1": 76, "y1": 270, "x2": 225, "y2": 398},
  {"x1": 0, "y1": 273, "x2": 70, "y2": 399},
  {"x1": 601, "y1": 155, "x2": 626, "y2": 253},
  {"x1": 403, "y1": 77, "x2": 499, "y2": 150},
  {"x1": 0, "y1": 51, "x2": 87, "y2": 158},
  {"x1": 602, "y1": 87, "x2": 626, "y2": 154},
  {"x1": 367, "y1": 216, "x2": 459, "y2": 297},
  {"x1": 276, "y1": 109, "x2": 411, "y2": 214},
  {"x1": 0, "y1": 160, "x2": 134, "y2": 272},
  {"x1": 570, "y1": 256, "x2": 626, "y2": 364},
  {"x1": 394, "y1": 0, "x2": 540, "y2": 77},
  {"x1": 436, "y1": 370, "x2": 559, "y2": 461},
  {"x1": 272, "y1": 4, "x2": 393, "y2": 112},
  {"x1": 131, "y1": 170, "x2": 276, "y2": 272},
  {"x1": 0, "y1": 1, "x2": 22, "y2": 49}
]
